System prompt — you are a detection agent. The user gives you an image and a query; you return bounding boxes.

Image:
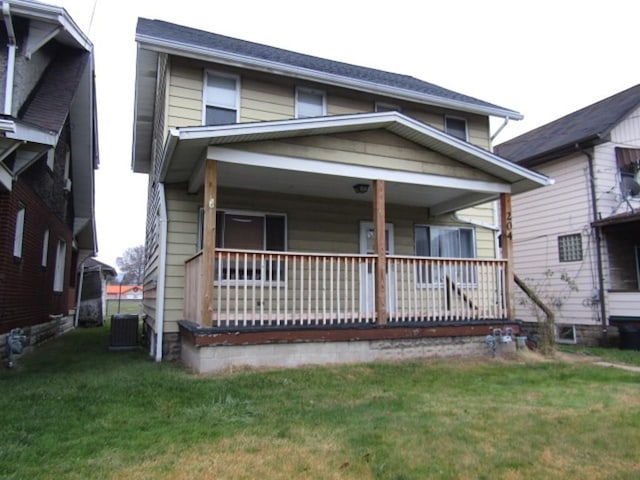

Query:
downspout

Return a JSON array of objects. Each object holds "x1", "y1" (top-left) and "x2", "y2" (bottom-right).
[
  {"x1": 583, "y1": 147, "x2": 608, "y2": 342},
  {"x1": 2, "y1": 2, "x2": 15, "y2": 116},
  {"x1": 490, "y1": 116, "x2": 510, "y2": 143},
  {"x1": 74, "y1": 261, "x2": 86, "y2": 327},
  {"x1": 155, "y1": 183, "x2": 168, "y2": 362}
]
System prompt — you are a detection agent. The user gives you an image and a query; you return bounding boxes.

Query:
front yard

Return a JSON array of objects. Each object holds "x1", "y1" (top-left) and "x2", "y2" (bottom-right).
[{"x1": 1, "y1": 326, "x2": 639, "y2": 479}]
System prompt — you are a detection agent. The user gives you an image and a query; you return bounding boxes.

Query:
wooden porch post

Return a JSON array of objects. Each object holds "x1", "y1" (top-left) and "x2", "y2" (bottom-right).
[
  {"x1": 500, "y1": 193, "x2": 515, "y2": 320},
  {"x1": 373, "y1": 180, "x2": 387, "y2": 324},
  {"x1": 201, "y1": 159, "x2": 217, "y2": 327}
]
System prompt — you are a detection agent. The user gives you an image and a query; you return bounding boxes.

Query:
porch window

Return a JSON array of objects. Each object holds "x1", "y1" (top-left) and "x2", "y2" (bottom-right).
[
  {"x1": 415, "y1": 225, "x2": 476, "y2": 284},
  {"x1": 204, "y1": 71, "x2": 239, "y2": 126},
  {"x1": 198, "y1": 209, "x2": 286, "y2": 282},
  {"x1": 445, "y1": 116, "x2": 468, "y2": 141},
  {"x1": 295, "y1": 87, "x2": 326, "y2": 118},
  {"x1": 13, "y1": 205, "x2": 25, "y2": 258},
  {"x1": 558, "y1": 234, "x2": 582, "y2": 262}
]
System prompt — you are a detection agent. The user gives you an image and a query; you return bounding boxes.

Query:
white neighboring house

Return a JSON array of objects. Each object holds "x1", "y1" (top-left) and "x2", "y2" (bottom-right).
[{"x1": 495, "y1": 84, "x2": 640, "y2": 346}]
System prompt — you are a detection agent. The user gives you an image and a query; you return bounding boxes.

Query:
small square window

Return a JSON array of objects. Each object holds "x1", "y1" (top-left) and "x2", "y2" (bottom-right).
[
  {"x1": 556, "y1": 324, "x2": 576, "y2": 344},
  {"x1": 445, "y1": 116, "x2": 468, "y2": 141},
  {"x1": 558, "y1": 234, "x2": 582, "y2": 262},
  {"x1": 375, "y1": 102, "x2": 401, "y2": 112},
  {"x1": 296, "y1": 88, "x2": 325, "y2": 118}
]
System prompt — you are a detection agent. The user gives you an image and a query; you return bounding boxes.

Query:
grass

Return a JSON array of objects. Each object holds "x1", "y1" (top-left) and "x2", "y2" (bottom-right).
[
  {"x1": 558, "y1": 344, "x2": 640, "y2": 367},
  {"x1": 1, "y1": 328, "x2": 639, "y2": 479},
  {"x1": 106, "y1": 299, "x2": 142, "y2": 317}
]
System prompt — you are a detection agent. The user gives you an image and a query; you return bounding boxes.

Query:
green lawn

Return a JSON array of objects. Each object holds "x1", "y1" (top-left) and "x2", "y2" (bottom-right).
[{"x1": 1, "y1": 327, "x2": 639, "y2": 480}]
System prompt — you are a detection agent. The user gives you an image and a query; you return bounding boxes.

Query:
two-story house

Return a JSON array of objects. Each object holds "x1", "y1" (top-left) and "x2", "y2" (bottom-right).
[
  {"x1": 132, "y1": 18, "x2": 551, "y2": 372},
  {"x1": 0, "y1": 0, "x2": 98, "y2": 346},
  {"x1": 495, "y1": 84, "x2": 640, "y2": 347}
]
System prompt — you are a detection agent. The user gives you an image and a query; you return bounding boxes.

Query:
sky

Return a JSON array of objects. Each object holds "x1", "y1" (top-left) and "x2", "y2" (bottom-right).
[{"x1": 52, "y1": 0, "x2": 640, "y2": 271}]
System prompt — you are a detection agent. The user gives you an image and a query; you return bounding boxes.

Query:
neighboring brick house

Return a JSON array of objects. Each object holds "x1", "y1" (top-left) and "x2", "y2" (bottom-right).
[
  {"x1": 0, "y1": 0, "x2": 98, "y2": 343},
  {"x1": 495, "y1": 84, "x2": 640, "y2": 346}
]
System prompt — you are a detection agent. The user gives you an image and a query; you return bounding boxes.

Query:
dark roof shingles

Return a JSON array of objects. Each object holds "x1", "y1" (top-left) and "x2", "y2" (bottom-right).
[
  {"x1": 495, "y1": 83, "x2": 640, "y2": 164},
  {"x1": 20, "y1": 49, "x2": 90, "y2": 133},
  {"x1": 136, "y1": 18, "x2": 509, "y2": 113}
]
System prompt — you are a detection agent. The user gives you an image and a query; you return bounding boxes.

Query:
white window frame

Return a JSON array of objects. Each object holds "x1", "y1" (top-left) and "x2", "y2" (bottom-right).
[
  {"x1": 444, "y1": 115, "x2": 468, "y2": 141},
  {"x1": 414, "y1": 225, "x2": 477, "y2": 286},
  {"x1": 13, "y1": 205, "x2": 25, "y2": 258},
  {"x1": 198, "y1": 209, "x2": 287, "y2": 285},
  {"x1": 635, "y1": 245, "x2": 640, "y2": 289},
  {"x1": 46, "y1": 148, "x2": 55, "y2": 171},
  {"x1": 202, "y1": 70, "x2": 240, "y2": 125},
  {"x1": 53, "y1": 239, "x2": 66, "y2": 292},
  {"x1": 41, "y1": 229, "x2": 49, "y2": 267},
  {"x1": 375, "y1": 101, "x2": 401, "y2": 113},
  {"x1": 556, "y1": 324, "x2": 577, "y2": 344},
  {"x1": 295, "y1": 87, "x2": 326, "y2": 118},
  {"x1": 558, "y1": 233, "x2": 582, "y2": 262}
]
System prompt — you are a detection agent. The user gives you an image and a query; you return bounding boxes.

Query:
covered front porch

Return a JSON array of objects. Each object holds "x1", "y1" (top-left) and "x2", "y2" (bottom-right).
[{"x1": 156, "y1": 112, "x2": 550, "y2": 369}]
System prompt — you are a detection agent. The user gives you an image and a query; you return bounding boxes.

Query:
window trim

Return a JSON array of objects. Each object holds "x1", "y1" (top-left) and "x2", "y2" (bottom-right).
[
  {"x1": 53, "y1": 239, "x2": 66, "y2": 292},
  {"x1": 295, "y1": 86, "x2": 326, "y2": 118},
  {"x1": 13, "y1": 205, "x2": 25, "y2": 258},
  {"x1": 558, "y1": 233, "x2": 583, "y2": 263},
  {"x1": 197, "y1": 208, "x2": 288, "y2": 285},
  {"x1": 41, "y1": 229, "x2": 49, "y2": 267},
  {"x1": 635, "y1": 245, "x2": 640, "y2": 289},
  {"x1": 414, "y1": 224, "x2": 477, "y2": 286},
  {"x1": 202, "y1": 70, "x2": 241, "y2": 125},
  {"x1": 444, "y1": 115, "x2": 468, "y2": 141},
  {"x1": 556, "y1": 324, "x2": 577, "y2": 344}
]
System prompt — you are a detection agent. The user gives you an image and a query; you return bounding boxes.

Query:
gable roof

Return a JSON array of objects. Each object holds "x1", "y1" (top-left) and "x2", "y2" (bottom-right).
[
  {"x1": 133, "y1": 18, "x2": 522, "y2": 173},
  {"x1": 136, "y1": 18, "x2": 520, "y2": 120},
  {"x1": 495, "y1": 83, "x2": 640, "y2": 166},
  {"x1": 159, "y1": 111, "x2": 551, "y2": 215}
]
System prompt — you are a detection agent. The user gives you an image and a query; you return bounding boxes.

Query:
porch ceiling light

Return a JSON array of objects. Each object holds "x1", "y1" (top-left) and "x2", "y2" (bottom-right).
[{"x1": 353, "y1": 183, "x2": 369, "y2": 194}]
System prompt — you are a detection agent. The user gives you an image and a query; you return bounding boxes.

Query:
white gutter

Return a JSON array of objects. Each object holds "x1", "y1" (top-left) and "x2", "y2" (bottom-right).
[
  {"x1": 3, "y1": 2, "x2": 15, "y2": 116},
  {"x1": 490, "y1": 116, "x2": 511, "y2": 143},
  {"x1": 155, "y1": 183, "x2": 168, "y2": 362},
  {"x1": 136, "y1": 35, "x2": 523, "y2": 121}
]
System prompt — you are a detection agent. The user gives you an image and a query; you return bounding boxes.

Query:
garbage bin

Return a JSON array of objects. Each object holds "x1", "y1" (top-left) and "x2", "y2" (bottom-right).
[
  {"x1": 110, "y1": 314, "x2": 139, "y2": 350},
  {"x1": 618, "y1": 325, "x2": 640, "y2": 351}
]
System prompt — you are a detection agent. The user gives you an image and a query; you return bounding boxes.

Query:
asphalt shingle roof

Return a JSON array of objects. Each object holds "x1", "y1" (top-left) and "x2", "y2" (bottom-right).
[
  {"x1": 136, "y1": 18, "x2": 512, "y2": 115},
  {"x1": 495, "y1": 83, "x2": 640, "y2": 165},
  {"x1": 20, "y1": 49, "x2": 90, "y2": 133}
]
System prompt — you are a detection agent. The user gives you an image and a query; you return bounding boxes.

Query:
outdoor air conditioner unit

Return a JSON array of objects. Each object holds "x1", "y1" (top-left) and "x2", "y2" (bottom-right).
[{"x1": 63, "y1": 178, "x2": 72, "y2": 193}]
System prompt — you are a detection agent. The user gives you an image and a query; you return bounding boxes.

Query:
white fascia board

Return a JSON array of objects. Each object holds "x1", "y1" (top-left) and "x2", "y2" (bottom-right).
[
  {"x1": 0, "y1": 162, "x2": 12, "y2": 190},
  {"x1": 207, "y1": 146, "x2": 511, "y2": 194},
  {"x1": 0, "y1": 119, "x2": 16, "y2": 132},
  {"x1": 6, "y1": 122, "x2": 57, "y2": 145},
  {"x1": 136, "y1": 36, "x2": 522, "y2": 120},
  {"x1": 7, "y1": 0, "x2": 92, "y2": 51}
]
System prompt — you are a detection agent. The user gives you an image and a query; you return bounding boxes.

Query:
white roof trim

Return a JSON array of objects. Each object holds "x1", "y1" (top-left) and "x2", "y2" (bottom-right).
[
  {"x1": 168, "y1": 111, "x2": 550, "y2": 187},
  {"x1": 136, "y1": 34, "x2": 522, "y2": 120}
]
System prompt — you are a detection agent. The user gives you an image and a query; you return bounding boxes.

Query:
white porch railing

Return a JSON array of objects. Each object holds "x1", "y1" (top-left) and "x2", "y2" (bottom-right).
[{"x1": 184, "y1": 249, "x2": 507, "y2": 327}]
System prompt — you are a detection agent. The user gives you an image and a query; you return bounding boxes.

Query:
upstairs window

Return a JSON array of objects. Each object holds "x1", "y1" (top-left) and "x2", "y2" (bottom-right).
[
  {"x1": 41, "y1": 229, "x2": 49, "y2": 267},
  {"x1": 204, "y1": 72, "x2": 239, "y2": 125},
  {"x1": 295, "y1": 87, "x2": 326, "y2": 118},
  {"x1": 616, "y1": 147, "x2": 640, "y2": 199},
  {"x1": 445, "y1": 116, "x2": 468, "y2": 141}
]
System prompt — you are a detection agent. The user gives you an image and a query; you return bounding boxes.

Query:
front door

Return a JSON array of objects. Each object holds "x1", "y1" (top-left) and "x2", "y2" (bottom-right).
[{"x1": 359, "y1": 221, "x2": 395, "y2": 317}]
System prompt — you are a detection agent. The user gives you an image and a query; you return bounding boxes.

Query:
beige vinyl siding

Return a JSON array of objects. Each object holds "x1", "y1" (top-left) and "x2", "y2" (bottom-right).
[
  {"x1": 327, "y1": 95, "x2": 372, "y2": 116},
  {"x1": 408, "y1": 109, "x2": 491, "y2": 150},
  {"x1": 167, "y1": 61, "x2": 203, "y2": 128},
  {"x1": 511, "y1": 154, "x2": 598, "y2": 325},
  {"x1": 163, "y1": 187, "x2": 201, "y2": 332},
  {"x1": 241, "y1": 78, "x2": 293, "y2": 122},
  {"x1": 231, "y1": 130, "x2": 501, "y2": 182}
]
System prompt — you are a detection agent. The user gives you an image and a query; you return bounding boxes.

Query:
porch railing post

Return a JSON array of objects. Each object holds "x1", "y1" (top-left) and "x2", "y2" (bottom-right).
[
  {"x1": 500, "y1": 193, "x2": 515, "y2": 320},
  {"x1": 373, "y1": 179, "x2": 387, "y2": 324},
  {"x1": 201, "y1": 159, "x2": 217, "y2": 327}
]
